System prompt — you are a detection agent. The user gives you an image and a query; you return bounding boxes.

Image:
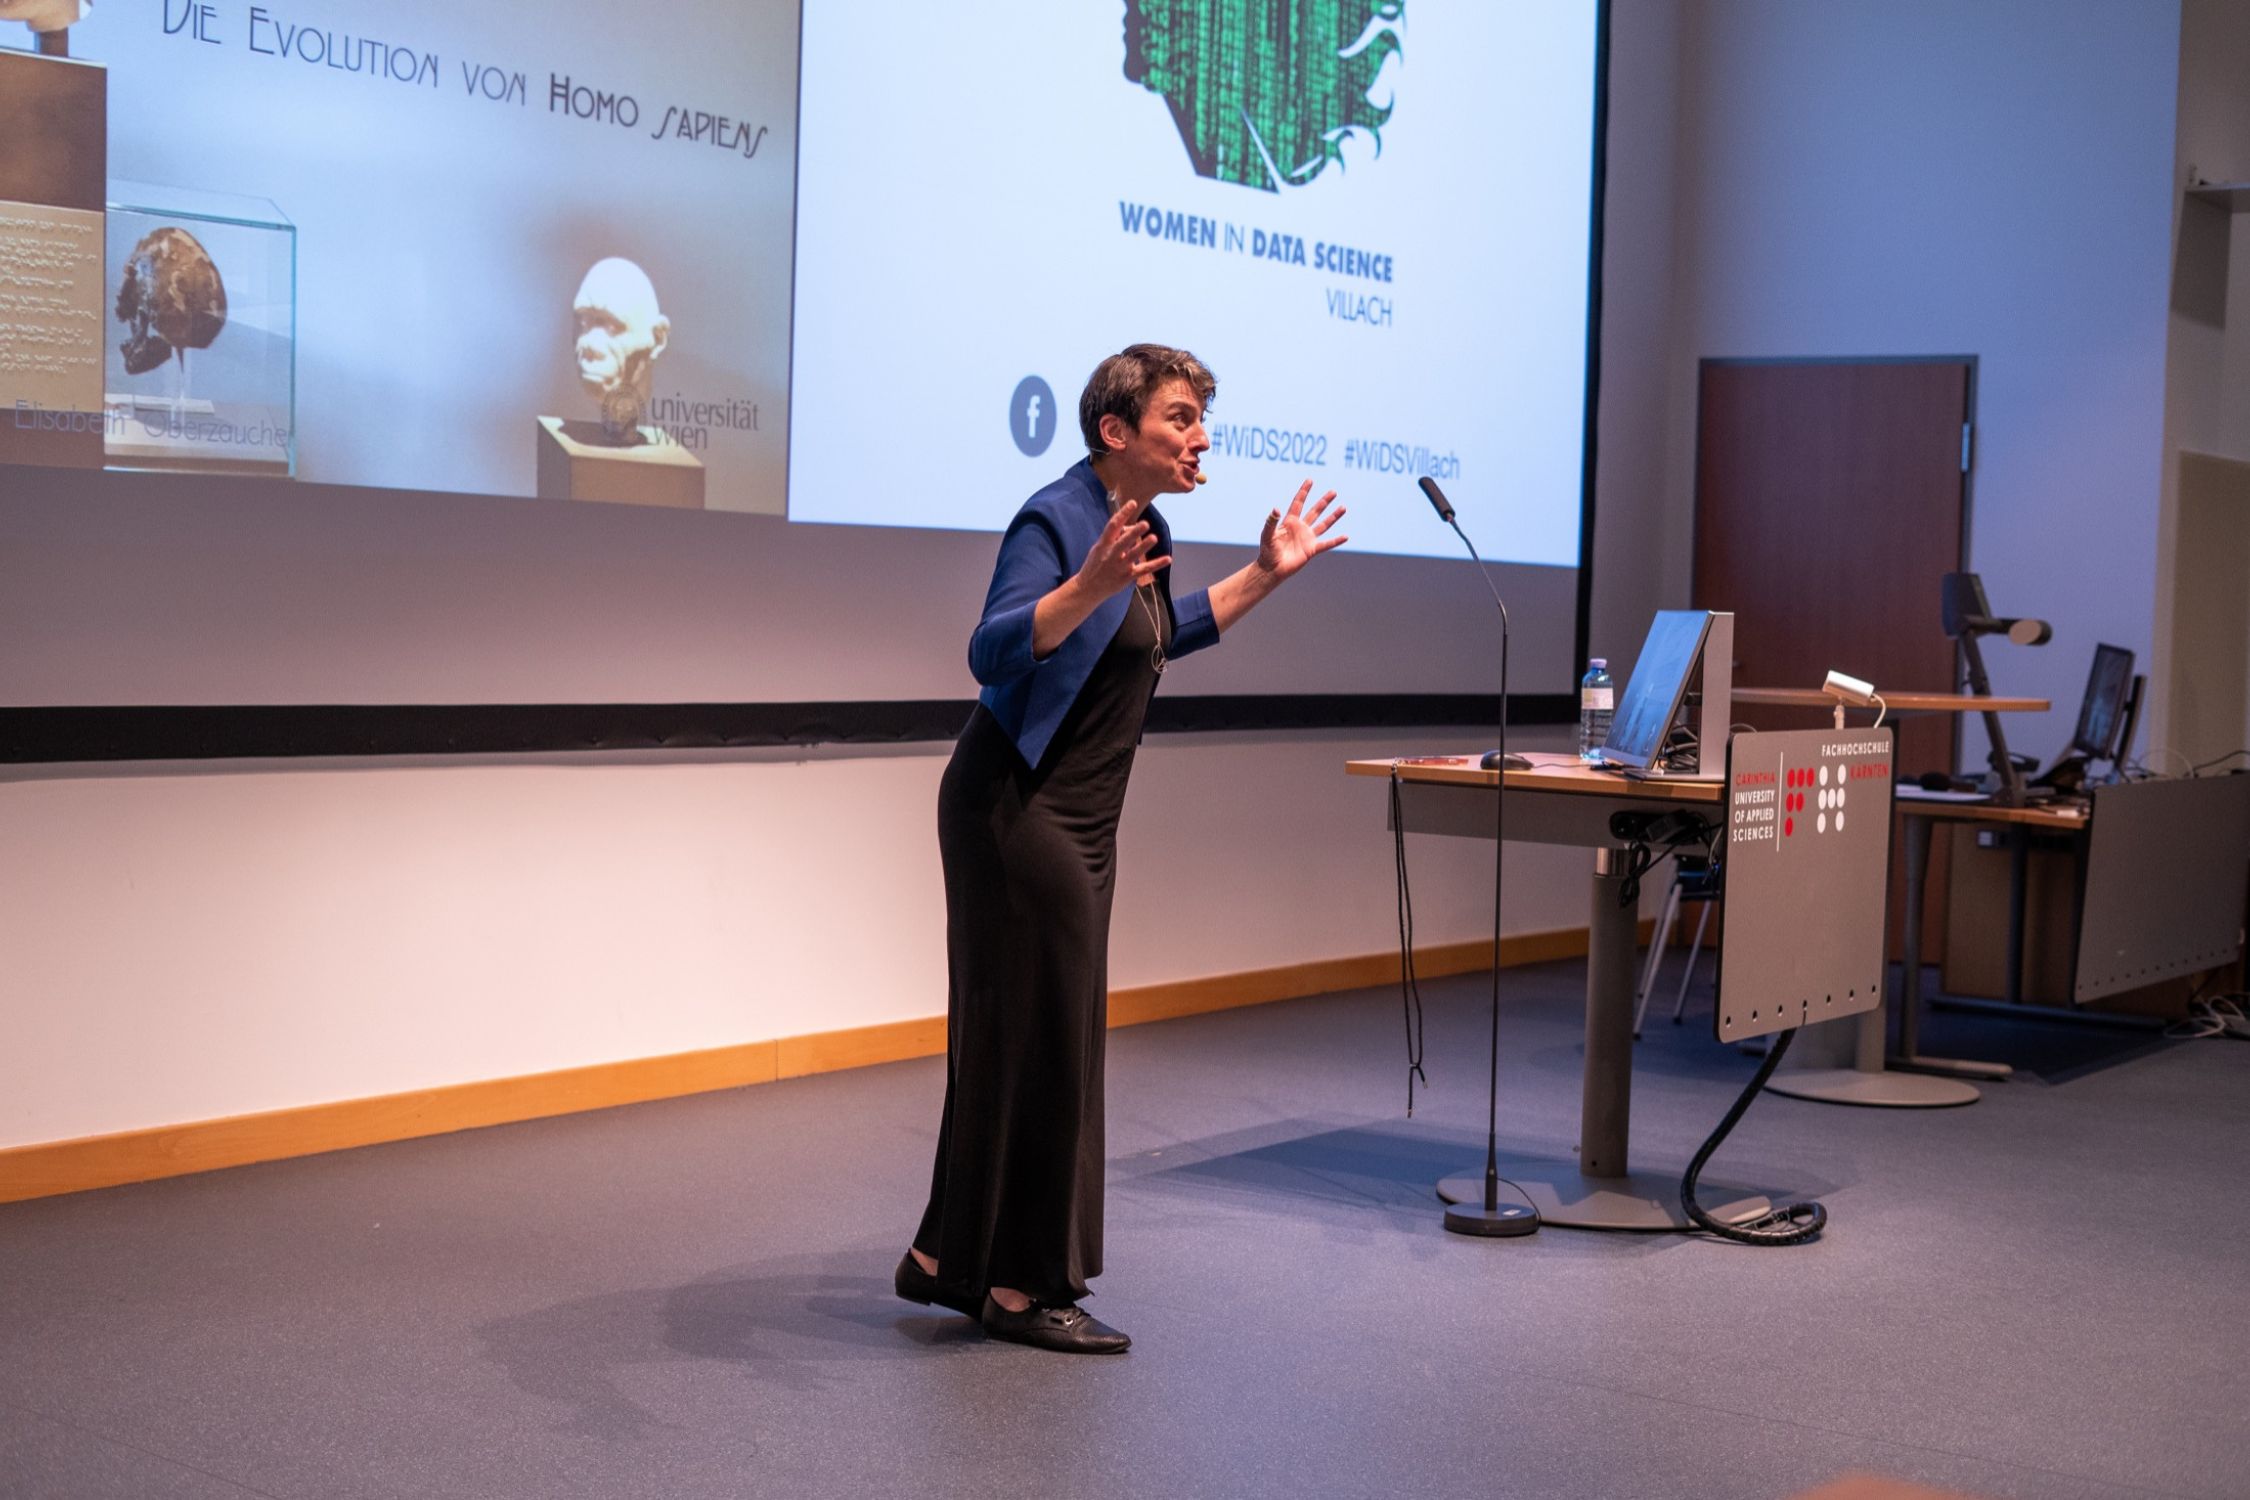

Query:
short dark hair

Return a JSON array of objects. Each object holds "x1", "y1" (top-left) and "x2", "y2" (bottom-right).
[{"x1": 1078, "y1": 343, "x2": 1217, "y2": 456}]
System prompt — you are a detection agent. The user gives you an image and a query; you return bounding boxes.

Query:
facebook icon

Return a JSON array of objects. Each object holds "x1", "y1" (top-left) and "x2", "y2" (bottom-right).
[{"x1": 1009, "y1": 375, "x2": 1057, "y2": 458}]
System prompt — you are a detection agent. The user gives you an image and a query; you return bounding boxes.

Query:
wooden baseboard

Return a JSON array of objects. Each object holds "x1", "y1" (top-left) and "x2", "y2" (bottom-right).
[
  {"x1": 1110, "y1": 925, "x2": 1599, "y2": 1029},
  {"x1": 0, "y1": 1041, "x2": 781, "y2": 1208},
  {"x1": 0, "y1": 921, "x2": 1639, "y2": 1206}
]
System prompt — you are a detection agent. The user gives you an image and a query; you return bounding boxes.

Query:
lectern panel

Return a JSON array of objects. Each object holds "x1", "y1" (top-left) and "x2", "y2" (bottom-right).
[
  {"x1": 2075, "y1": 776, "x2": 2250, "y2": 1004},
  {"x1": 1719, "y1": 728, "x2": 1895, "y2": 1043}
]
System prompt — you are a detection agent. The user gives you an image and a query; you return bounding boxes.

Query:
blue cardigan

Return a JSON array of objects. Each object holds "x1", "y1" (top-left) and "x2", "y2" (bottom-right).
[{"x1": 969, "y1": 458, "x2": 1220, "y2": 768}]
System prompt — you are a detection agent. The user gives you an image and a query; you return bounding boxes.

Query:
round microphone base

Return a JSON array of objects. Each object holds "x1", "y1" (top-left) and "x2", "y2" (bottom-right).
[
  {"x1": 1439, "y1": 1177, "x2": 1540, "y2": 1238},
  {"x1": 1443, "y1": 1199, "x2": 1540, "y2": 1237}
]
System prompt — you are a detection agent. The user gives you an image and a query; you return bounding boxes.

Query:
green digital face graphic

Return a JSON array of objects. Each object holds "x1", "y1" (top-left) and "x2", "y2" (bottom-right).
[{"x1": 1124, "y1": 0, "x2": 1404, "y2": 193}]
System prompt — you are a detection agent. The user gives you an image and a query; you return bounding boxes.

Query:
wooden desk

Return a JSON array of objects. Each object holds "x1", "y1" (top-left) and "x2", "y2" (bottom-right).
[
  {"x1": 1346, "y1": 756, "x2": 1764, "y2": 1230},
  {"x1": 1353, "y1": 755, "x2": 1720, "y2": 798},
  {"x1": 1897, "y1": 797, "x2": 2086, "y2": 1072},
  {"x1": 1734, "y1": 688, "x2": 2050, "y2": 716},
  {"x1": 1889, "y1": 798, "x2": 2086, "y2": 828},
  {"x1": 1763, "y1": 793, "x2": 2087, "y2": 1107}
]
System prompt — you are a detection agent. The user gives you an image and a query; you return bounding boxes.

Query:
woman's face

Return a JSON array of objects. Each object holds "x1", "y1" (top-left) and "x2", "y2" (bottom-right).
[{"x1": 1103, "y1": 378, "x2": 1209, "y2": 494}]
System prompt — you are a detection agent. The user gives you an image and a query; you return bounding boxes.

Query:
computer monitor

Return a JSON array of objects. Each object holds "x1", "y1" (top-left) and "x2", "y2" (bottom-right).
[
  {"x1": 2070, "y1": 644, "x2": 2135, "y2": 761},
  {"x1": 2112, "y1": 672, "x2": 2147, "y2": 773},
  {"x1": 1596, "y1": 610, "x2": 1713, "y2": 772}
]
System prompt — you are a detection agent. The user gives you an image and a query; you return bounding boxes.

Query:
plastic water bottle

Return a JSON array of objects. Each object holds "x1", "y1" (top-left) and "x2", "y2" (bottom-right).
[{"x1": 1578, "y1": 658, "x2": 1614, "y2": 762}]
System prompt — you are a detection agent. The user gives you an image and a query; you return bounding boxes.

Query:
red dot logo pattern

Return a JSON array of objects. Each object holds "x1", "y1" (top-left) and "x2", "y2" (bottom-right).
[
  {"x1": 1777, "y1": 765, "x2": 1852, "y2": 838},
  {"x1": 1779, "y1": 764, "x2": 1851, "y2": 840}
]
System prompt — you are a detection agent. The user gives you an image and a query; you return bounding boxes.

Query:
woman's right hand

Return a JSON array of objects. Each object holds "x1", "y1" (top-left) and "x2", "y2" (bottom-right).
[
  {"x1": 1075, "y1": 497, "x2": 1171, "y2": 599},
  {"x1": 1030, "y1": 498, "x2": 1172, "y2": 660}
]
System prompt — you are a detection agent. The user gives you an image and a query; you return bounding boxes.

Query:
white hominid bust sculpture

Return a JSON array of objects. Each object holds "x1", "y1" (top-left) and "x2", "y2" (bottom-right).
[
  {"x1": 0, "y1": 0, "x2": 89, "y2": 33},
  {"x1": 572, "y1": 258, "x2": 670, "y2": 444}
]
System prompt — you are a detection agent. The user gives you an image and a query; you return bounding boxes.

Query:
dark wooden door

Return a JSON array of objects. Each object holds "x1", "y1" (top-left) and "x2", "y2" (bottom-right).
[{"x1": 1693, "y1": 359, "x2": 1971, "y2": 779}]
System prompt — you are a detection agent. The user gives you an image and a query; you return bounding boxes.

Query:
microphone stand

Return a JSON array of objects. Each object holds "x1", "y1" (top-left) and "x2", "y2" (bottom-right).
[
  {"x1": 1954, "y1": 628, "x2": 2029, "y2": 808},
  {"x1": 1420, "y1": 479, "x2": 1538, "y2": 1238},
  {"x1": 1939, "y1": 575, "x2": 2050, "y2": 809}
]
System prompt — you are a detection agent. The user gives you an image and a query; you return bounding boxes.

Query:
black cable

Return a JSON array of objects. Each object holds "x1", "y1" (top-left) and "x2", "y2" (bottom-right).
[
  {"x1": 2189, "y1": 748, "x2": 2249, "y2": 776},
  {"x1": 1613, "y1": 813, "x2": 1718, "y2": 908},
  {"x1": 1680, "y1": 1026, "x2": 1828, "y2": 1245},
  {"x1": 1389, "y1": 764, "x2": 1541, "y2": 1216},
  {"x1": 1389, "y1": 768, "x2": 1429, "y2": 1116},
  {"x1": 1616, "y1": 840, "x2": 1672, "y2": 909}
]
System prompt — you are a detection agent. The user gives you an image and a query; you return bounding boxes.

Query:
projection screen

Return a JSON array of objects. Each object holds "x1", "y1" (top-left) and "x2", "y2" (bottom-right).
[{"x1": 0, "y1": 1, "x2": 1605, "y2": 727}]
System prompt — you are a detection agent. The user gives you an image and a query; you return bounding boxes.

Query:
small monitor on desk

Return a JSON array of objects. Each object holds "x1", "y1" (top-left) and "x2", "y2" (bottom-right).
[
  {"x1": 1591, "y1": 610, "x2": 1712, "y2": 773},
  {"x1": 2034, "y1": 643, "x2": 2138, "y2": 793},
  {"x1": 2070, "y1": 644, "x2": 2134, "y2": 761}
]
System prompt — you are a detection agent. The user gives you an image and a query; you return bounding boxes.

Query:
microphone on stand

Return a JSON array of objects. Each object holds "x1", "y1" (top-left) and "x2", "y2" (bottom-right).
[
  {"x1": 1418, "y1": 476, "x2": 1538, "y2": 1238},
  {"x1": 1420, "y1": 478, "x2": 1529, "y2": 773}
]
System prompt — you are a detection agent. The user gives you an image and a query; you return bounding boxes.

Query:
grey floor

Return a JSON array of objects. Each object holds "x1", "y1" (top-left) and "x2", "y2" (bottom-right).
[{"x1": 4, "y1": 961, "x2": 2246, "y2": 1500}]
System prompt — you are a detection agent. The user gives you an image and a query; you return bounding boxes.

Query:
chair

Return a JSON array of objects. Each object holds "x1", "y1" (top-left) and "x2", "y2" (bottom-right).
[{"x1": 1632, "y1": 855, "x2": 1720, "y2": 1037}]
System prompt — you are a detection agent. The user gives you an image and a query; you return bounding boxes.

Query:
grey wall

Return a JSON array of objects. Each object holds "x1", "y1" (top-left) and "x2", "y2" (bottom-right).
[
  {"x1": 1664, "y1": 0, "x2": 2183, "y2": 765},
  {"x1": 2158, "y1": 0, "x2": 2250, "y2": 767},
  {"x1": 6, "y1": 0, "x2": 2220, "y2": 1151}
]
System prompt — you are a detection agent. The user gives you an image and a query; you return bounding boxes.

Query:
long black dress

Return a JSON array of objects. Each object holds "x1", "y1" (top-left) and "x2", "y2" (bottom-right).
[{"x1": 914, "y1": 583, "x2": 1170, "y2": 1306}]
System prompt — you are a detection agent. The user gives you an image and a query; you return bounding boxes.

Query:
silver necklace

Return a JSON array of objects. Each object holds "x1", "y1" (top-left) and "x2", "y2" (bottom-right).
[
  {"x1": 1135, "y1": 578, "x2": 1167, "y2": 676},
  {"x1": 1108, "y1": 490, "x2": 1167, "y2": 675}
]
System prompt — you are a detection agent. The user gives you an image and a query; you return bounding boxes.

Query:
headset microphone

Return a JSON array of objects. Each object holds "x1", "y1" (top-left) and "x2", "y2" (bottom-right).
[{"x1": 1193, "y1": 471, "x2": 1208, "y2": 485}]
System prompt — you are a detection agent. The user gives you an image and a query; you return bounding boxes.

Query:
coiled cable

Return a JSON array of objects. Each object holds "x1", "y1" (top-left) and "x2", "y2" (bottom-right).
[{"x1": 1680, "y1": 1026, "x2": 1828, "y2": 1245}]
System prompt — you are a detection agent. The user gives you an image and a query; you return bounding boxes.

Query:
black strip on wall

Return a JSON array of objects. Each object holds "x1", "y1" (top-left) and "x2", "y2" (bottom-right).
[{"x1": 1, "y1": 696, "x2": 1576, "y2": 765}]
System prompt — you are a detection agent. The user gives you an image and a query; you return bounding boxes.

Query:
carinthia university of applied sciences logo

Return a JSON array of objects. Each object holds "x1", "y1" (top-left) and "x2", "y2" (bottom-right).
[{"x1": 1123, "y1": 0, "x2": 1404, "y2": 193}]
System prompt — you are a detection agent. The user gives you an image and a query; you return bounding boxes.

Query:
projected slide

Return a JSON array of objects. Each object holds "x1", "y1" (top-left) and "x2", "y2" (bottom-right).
[
  {"x1": 0, "y1": 1, "x2": 796, "y2": 510},
  {"x1": 790, "y1": 2, "x2": 1599, "y2": 566}
]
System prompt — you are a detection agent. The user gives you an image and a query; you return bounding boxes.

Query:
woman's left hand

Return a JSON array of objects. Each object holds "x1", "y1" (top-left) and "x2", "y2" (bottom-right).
[{"x1": 1258, "y1": 481, "x2": 1348, "y2": 580}]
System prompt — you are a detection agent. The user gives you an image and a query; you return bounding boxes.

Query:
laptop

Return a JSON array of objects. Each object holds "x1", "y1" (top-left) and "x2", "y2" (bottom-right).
[{"x1": 1587, "y1": 610, "x2": 1714, "y2": 775}]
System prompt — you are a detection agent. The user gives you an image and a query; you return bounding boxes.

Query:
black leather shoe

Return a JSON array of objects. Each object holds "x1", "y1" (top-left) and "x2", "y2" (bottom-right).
[
  {"x1": 894, "y1": 1252, "x2": 980, "y2": 1318},
  {"x1": 979, "y1": 1294, "x2": 1130, "y2": 1354}
]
